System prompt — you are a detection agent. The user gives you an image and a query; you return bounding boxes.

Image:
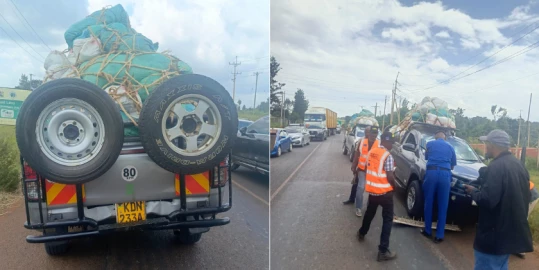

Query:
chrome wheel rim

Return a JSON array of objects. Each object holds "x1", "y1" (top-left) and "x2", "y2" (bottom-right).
[
  {"x1": 161, "y1": 94, "x2": 222, "y2": 157},
  {"x1": 407, "y1": 186, "x2": 416, "y2": 210},
  {"x1": 36, "y1": 98, "x2": 105, "y2": 166}
]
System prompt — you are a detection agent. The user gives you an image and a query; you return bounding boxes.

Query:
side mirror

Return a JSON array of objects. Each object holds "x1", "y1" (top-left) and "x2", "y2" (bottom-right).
[
  {"x1": 403, "y1": 143, "x2": 416, "y2": 152},
  {"x1": 479, "y1": 155, "x2": 485, "y2": 162},
  {"x1": 239, "y1": 126, "x2": 247, "y2": 135}
]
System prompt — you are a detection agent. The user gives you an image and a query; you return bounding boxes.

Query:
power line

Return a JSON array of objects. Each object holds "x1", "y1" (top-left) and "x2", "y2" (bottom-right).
[
  {"x1": 8, "y1": 0, "x2": 52, "y2": 51},
  {"x1": 0, "y1": 11, "x2": 45, "y2": 59},
  {"x1": 0, "y1": 24, "x2": 43, "y2": 62},
  {"x1": 229, "y1": 56, "x2": 241, "y2": 102}
]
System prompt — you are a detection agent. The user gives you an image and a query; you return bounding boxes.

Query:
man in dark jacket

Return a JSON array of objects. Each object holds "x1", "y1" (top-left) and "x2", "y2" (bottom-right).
[{"x1": 464, "y1": 129, "x2": 533, "y2": 269}]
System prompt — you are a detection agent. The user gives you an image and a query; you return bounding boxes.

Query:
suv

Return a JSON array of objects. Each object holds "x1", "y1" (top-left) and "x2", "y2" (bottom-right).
[
  {"x1": 232, "y1": 116, "x2": 270, "y2": 174},
  {"x1": 21, "y1": 136, "x2": 231, "y2": 255},
  {"x1": 390, "y1": 123, "x2": 485, "y2": 220}
]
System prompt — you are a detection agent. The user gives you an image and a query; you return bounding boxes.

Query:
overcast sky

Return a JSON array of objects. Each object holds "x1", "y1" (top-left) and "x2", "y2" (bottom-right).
[
  {"x1": 271, "y1": 0, "x2": 539, "y2": 122},
  {"x1": 0, "y1": 0, "x2": 269, "y2": 108}
]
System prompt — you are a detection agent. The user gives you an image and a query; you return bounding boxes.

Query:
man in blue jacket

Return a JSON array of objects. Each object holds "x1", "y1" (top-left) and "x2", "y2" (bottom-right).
[{"x1": 421, "y1": 130, "x2": 456, "y2": 243}]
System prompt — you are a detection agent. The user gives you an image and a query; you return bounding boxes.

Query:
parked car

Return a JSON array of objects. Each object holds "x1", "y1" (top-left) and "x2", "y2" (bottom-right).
[
  {"x1": 285, "y1": 125, "x2": 310, "y2": 147},
  {"x1": 336, "y1": 126, "x2": 341, "y2": 134},
  {"x1": 271, "y1": 128, "x2": 292, "y2": 157},
  {"x1": 238, "y1": 118, "x2": 253, "y2": 130},
  {"x1": 343, "y1": 125, "x2": 366, "y2": 162},
  {"x1": 231, "y1": 116, "x2": 269, "y2": 174},
  {"x1": 390, "y1": 122, "x2": 485, "y2": 221},
  {"x1": 307, "y1": 124, "x2": 327, "y2": 141}
]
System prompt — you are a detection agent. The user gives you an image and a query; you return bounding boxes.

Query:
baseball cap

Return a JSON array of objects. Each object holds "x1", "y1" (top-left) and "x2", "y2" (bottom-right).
[
  {"x1": 370, "y1": 126, "x2": 379, "y2": 134},
  {"x1": 381, "y1": 131, "x2": 396, "y2": 143},
  {"x1": 479, "y1": 129, "x2": 510, "y2": 148}
]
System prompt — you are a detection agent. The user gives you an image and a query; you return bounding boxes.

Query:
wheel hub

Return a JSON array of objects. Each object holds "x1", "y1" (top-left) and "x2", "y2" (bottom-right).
[{"x1": 408, "y1": 187, "x2": 416, "y2": 209}]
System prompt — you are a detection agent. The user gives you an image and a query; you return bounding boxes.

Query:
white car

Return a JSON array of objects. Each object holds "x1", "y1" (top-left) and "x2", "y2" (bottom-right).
[{"x1": 285, "y1": 126, "x2": 311, "y2": 147}]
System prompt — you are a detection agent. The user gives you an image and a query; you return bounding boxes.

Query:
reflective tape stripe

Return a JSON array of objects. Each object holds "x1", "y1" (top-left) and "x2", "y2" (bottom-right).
[
  {"x1": 378, "y1": 151, "x2": 390, "y2": 175},
  {"x1": 366, "y1": 170, "x2": 387, "y2": 178},
  {"x1": 366, "y1": 181, "x2": 392, "y2": 188}
]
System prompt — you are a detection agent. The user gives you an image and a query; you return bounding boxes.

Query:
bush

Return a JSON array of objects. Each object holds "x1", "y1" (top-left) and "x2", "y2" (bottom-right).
[
  {"x1": 0, "y1": 127, "x2": 20, "y2": 193},
  {"x1": 525, "y1": 157, "x2": 538, "y2": 172}
]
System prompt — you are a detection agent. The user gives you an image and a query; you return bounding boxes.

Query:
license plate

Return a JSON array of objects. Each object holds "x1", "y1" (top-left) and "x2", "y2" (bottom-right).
[
  {"x1": 116, "y1": 201, "x2": 146, "y2": 224},
  {"x1": 472, "y1": 200, "x2": 477, "y2": 206}
]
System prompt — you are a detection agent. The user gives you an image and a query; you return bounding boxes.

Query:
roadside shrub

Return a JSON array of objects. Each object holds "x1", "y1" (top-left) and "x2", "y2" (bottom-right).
[
  {"x1": 0, "y1": 127, "x2": 20, "y2": 193},
  {"x1": 525, "y1": 157, "x2": 538, "y2": 172}
]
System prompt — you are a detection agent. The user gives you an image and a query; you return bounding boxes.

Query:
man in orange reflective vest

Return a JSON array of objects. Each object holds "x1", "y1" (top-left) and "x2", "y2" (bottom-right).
[
  {"x1": 348, "y1": 126, "x2": 380, "y2": 217},
  {"x1": 344, "y1": 126, "x2": 371, "y2": 206},
  {"x1": 357, "y1": 130, "x2": 397, "y2": 262}
]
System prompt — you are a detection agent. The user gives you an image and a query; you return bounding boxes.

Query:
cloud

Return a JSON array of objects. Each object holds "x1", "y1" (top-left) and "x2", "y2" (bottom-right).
[
  {"x1": 435, "y1": 31, "x2": 451, "y2": 39},
  {"x1": 271, "y1": 0, "x2": 539, "y2": 121},
  {"x1": 0, "y1": 0, "x2": 269, "y2": 108}
]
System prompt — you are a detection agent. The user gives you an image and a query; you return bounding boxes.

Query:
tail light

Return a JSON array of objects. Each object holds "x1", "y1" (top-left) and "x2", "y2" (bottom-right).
[
  {"x1": 212, "y1": 157, "x2": 229, "y2": 188},
  {"x1": 23, "y1": 162, "x2": 43, "y2": 202}
]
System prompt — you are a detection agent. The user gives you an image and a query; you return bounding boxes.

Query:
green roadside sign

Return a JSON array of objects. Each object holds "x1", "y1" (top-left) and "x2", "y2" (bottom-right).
[{"x1": 0, "y1": 87, "x2": 31, "y2": 126}]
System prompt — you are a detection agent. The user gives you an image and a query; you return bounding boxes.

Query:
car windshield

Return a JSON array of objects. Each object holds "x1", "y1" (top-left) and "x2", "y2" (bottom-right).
[
  {"x1": 247, "y1": 116, "x2": 270, "y2": 134},
  {"x1": 305, "y1": 114, "x2": 325, "y2": 121},
  {"x1": 356, "y1": 130, "x2": 365, "y2": 137},
  {"x1": 238, "y1": 120, "x2": 252, "y2": 129},
  {"x1": 308, "y1": 125, "x2": 322, "y2": 129},
  {"x1": 285, "y1": 127, "x2": 302, "y2": 133},
  {"x1": 421, "y1": 134, "x2": 479, "y2": 162}
]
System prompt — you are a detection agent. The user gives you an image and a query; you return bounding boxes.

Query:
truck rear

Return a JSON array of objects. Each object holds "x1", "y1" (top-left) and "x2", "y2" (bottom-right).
[{"x1": 21, "y1": 137, "x2": 231, "y2": 255}]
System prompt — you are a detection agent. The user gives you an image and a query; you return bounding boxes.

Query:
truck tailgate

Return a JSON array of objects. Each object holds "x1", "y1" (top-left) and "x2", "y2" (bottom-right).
[{"x1": 83, "y1": 152, "x2": 177, "y2": 206}]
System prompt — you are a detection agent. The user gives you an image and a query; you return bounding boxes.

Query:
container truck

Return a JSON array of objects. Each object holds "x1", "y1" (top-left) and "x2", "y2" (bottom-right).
[{"x1": 304, "y1": 107, "x2": 338, "y2": 137}]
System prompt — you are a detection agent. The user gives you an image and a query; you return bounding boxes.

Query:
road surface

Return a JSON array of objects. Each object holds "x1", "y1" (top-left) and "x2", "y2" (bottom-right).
[
  {"x1": 270, "y1": 134, "x2": 539, "y2": 269},
  {"x1": 0, "y1": 169, "x2": 268, "y2": 270}
]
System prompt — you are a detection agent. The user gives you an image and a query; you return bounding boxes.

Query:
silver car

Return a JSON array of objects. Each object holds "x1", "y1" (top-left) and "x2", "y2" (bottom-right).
[{"x1": 285, "y1": 126, "x2": 310, "y2": 147}]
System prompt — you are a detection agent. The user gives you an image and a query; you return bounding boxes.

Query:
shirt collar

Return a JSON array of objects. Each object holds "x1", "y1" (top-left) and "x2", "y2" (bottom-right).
[{"x1": 494, "y1": 150, "x2": 512, "y2": 160}]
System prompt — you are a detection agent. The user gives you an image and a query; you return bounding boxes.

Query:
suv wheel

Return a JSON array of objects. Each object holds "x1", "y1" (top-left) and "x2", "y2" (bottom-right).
[
  {"x1": 44, "y1": 227, "x2": 69, "y2": 256},
  {"x1": 277, "y1": 146, "x2": 282, "y2": 157},
  {"x1": 406, "y1": 180, "x2": 424, "y2": 218},
  {"x1": 349, "y1": 146, "x2": 354, "y2": 162},
  {"x1": 342, "y1": 143, "x2": 348, "y2": 155},
  {"x1": 288, "y1": 143, "x2": 293, "y2": 152},
  {"x1": 174, "y1": 230, "x2": 202, "y2": 245}
]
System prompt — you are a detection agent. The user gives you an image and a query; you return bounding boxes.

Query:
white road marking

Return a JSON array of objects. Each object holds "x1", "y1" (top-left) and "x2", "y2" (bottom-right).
[
  {"x1": 270, "y1": 142, "x2": 322, "y2": 201},
  {"x1": 233, "y1": 180, "x2": 269, "y2": 206}
]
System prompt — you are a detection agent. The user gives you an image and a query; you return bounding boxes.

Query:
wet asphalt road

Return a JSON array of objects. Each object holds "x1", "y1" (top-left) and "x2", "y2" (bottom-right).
[
  {"x1": 270, "y1": 134, "x2": 539, "y2": 270},
  {"x1": 0, "y1": 169, "x2": 268, "y2": 270}
]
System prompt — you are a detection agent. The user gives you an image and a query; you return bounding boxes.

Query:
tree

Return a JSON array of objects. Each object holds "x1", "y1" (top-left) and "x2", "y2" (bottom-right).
[
  {"x1": 283, "y1": 98, "x2": 293, "y2": 118},
  {"x1": 242, "y1": 105, "x2": 246, "y2": 111},
  {"x1": 257, "y1": 98, "x2": 270, "y2": 113},
  {"x1": 292, "y1": 89, "x2": 309, "y2": 122},
  {"x1": 490, "y1": 105, "x2": 507, "y2": 121},
  {"x1": 270, "y1": 56, "x2": 285, "y2": 116},
  {"x1": 15, "y1": 74, "x2": 42, "y2": 90},
  {"x1": 237, "y1": 99, "x2": 242, "y2": 111}
]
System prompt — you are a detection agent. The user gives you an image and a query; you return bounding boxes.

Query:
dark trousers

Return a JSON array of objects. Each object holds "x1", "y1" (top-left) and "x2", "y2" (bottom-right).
[
  {"x1": 359, "y1": 192, "x2": 394, "y2": 252},
  {"x1": 347, "y1": 183, "x2": 358, "y2": 202}
]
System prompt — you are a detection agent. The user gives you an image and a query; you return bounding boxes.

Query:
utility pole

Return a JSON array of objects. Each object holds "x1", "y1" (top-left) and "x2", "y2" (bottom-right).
[
  {"x1": 280, "y1": 91, "x2": 286, "y2": 127},
  {"x1": 517, "y1": 110, "x2": 522, "y2": 147},
  {"x1": 253, "y1": 72, "x2": 260, "y2": 110},
  {"x1": 521, "y1": 93, "x2": 533, "y2": 164},
  {"x1": 390, "y1": 72, "x2": 399, "y2": 125},
  {"x1": 229, "y1": 56, "x2": 241, "y2": 102},
  {"x1": 373, "y1": 103, "x2": 378, "y2": 118},
  {"x1": 397, "y1": 96, "x2": 402, "y2": 124},
  {"x1": 382, "y1": 96, "x2": 387, "y2": 131}
]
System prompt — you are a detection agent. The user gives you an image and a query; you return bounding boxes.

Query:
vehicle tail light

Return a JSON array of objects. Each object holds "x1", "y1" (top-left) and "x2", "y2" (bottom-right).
[
  {"x1": 23, "y1": 161, "x2": 37, "y2": 180},
  {"x1": 212, "y1": 157, "x2": 229, "y2": 188},
  {"x1": 25, "y1": 181, "x2": 42, "y2": 201}
]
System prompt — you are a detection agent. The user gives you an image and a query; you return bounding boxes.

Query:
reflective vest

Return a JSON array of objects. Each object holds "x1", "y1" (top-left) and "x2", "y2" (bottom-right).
[
  {"x1": 365, "y1": 146, "x2": 394, "y2": 194},
  {"x1": 531, "y1": 181, "x2": 535, "y2": 190},
  {"x1": 357, "y1": 138, "x2": 379, "y2": 170}
]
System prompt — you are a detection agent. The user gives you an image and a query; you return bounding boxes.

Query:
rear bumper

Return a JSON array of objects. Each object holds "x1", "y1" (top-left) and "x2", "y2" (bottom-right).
[{"x1": 25, "y1": 208, "x2": 231, "y2": 243}]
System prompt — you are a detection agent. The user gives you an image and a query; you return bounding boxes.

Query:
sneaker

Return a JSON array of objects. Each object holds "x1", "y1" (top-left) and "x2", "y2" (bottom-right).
[
  {"x1": 377, "y1": 249, "x2": 397, "y2": 262},
  {"x1": 356, "y1": 208, "x2": 362, "y2": 217},
  {"x1": 433, "y1": 237, "x2": 444, "y2": 244},
  {"x1": 342, "y1": 200, "x2": 354, "y2": 205}
]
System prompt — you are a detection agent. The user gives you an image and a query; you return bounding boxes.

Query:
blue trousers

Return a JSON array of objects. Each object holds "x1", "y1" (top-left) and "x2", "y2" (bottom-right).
[
  {"x1": 355, "y1": 171, "x2": 366, "y2": 209},
  {"x1": 474, "y1": 249, "x2": 509, "y2": 270},
  {"x1": 423, "y1": 168, "x2": 451, "y2": 239}
]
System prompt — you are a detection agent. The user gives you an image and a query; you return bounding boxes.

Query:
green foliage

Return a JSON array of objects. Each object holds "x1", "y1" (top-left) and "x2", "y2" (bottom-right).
[
  {"x1": 15, "y1": 74, "x2": 42, "y2": 90},
  {"x1": 292, "y1": 89, "x2": 309, "y2": 121},
  {"x1": 0, "y1": 126, "x2": 20, "y2": 192},
  {"x1": 270, "y1": 56, "x2": 285, "y2": 116}
]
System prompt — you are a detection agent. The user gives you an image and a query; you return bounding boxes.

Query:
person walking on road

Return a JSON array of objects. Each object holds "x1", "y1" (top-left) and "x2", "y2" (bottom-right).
[
  {"x1": 349, "y1": 126, "x2": 380, "y2": 217},
  {"x1": 421, "y1": 130, "x2": 456, "y2": 244},
  {"x1": 464, "y1": 129, "x2": 533, "y2": 270},
  {"x1": 343, "y1": 126, "x2": 372, "y2": 207},
  {"x1": 357, "y1": 130, "x2": 397, "y2": 262}
]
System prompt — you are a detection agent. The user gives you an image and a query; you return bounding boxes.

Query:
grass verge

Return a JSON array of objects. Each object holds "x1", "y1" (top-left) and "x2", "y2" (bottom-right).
[
  {"x1": 529, "y1": 168, "x2": 539, "y2": 243},
  {"x1": 238, "y1": 109, "x2": 267, "y2": 122},
  {"x1": 0, "y1": 126, "x2": 20, "y2": 194}
]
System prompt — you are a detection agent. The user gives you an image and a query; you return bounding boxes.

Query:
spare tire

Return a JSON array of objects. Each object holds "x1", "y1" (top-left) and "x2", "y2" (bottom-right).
[
  {"x1": 16, "y1": 78, "x2": 124, "y2": 184},
  {"x1": 139, "y1": 74, "x2": 238, "y2": 174}
]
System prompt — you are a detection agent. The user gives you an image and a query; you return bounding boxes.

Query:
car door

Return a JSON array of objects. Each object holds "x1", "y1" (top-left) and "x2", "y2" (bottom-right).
[
  {"x1": 280, "y1": 130, "x2": 290, "y2": 150},
  {"x1": 302, "y1": 127, "x2": 310, "y2": 143},
  {"x1": 394, "y1": 131, "x2": 420, "y2": 185},
  {"x1": 253, "y1": 119, "x2": 270, "y2": 171}
]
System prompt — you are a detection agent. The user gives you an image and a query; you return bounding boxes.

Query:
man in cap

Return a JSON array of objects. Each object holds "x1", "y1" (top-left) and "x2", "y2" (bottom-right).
[
  {"x1": 421, "y1": 130, "x2": 456, "y2": 243},
  {"x1": 464, "y1": 129, "x2": 533, "y2": 269},
  {"x1": 357, "y1": 131, "x2": 397, "y2": 262}
]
